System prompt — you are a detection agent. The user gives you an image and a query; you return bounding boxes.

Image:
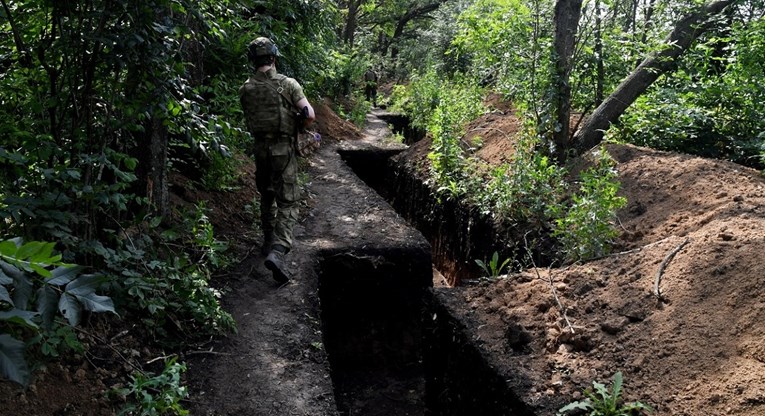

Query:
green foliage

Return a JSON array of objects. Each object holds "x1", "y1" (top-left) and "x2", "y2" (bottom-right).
[
  {"x1": 558, "y1": 371, "x2": 653, "y2": 416},
  {"x1": 608, "y1": 15, "x2": 765, "y2": 168},
  {"x1": 475, "y1": 251, "x2": 512, "y2": 279},
  {"x1": 392, "y1": 72, "x2": 625, "y2": 265},
  {"x1": 34, "y1": 324, "x2": 84, "y2": 358},
  {"x1": 117, "y1": 357, "x2": 189, "y2": 416},
  {"x1": 553, "y1": 148, "x2": 627, "y2": 263},
  {"x1": 336, "y1": 94, "x2": 371, "y2": 128},
  {"x1": 475, "y1": 132, "x2": 568, "y2": 223},
  {"x1": 389, "y1": 70, "x2": 444, "y2": 131},
  {"x1": 451, "y1": 0, "x2": 553, "y2": 116},
  {"x1": 0, "y1": 238, "x2": 115, "y2": 386},
  {"x1": 391, "y1": 70, "x2": 485, "y2": 196},
  {"x1": 116, "y1": 207, "x2": 235, "y2": 341}
]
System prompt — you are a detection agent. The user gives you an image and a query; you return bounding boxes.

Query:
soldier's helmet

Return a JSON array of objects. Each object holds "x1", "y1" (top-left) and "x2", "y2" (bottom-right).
[{"x1": 247, "y1": 37, "x2": 280, "y2": 62}]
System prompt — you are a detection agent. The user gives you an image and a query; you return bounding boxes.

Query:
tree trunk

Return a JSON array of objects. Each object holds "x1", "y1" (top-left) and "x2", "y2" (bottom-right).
[
  {"x1": 551, "y1": 0, "x2": 583, "y2": 163},
  {"x1": 389, "y1": 2, "x2": 443, "y2": 61},
  {"x1": 572, "y1": 0, "x2": 739, "y2": 155},
  {"x1": 135, "y1": 117, "x2": 170, "y2": 218},
  {"x1": 595, "y1": 0, "x2": 604, "y2": 105},
  {"x1": 342, "y1": 0, "x2": 360, "y2": 45}
]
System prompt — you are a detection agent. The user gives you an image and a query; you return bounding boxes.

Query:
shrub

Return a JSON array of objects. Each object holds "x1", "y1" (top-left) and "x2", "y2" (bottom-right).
[{"x1": 553, "y1": 148, "x2": 627, "y2": 262}]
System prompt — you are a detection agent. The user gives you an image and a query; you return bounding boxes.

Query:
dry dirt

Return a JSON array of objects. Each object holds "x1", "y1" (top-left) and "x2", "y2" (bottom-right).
[
  {"x1": 447, "y1": 141, "x2": 765, "y2": 415},
  {"x1": 412, "y1": 103, "x2": 765, "y2": 415},
  {"x1": 2, "y1": 97, "x2": 765, "y2": 416}
]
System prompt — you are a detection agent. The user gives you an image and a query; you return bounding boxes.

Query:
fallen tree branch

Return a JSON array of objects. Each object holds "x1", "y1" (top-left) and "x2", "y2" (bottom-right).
[{"x1": 653, "y1": 237, "x2": 691, "y2": 300}]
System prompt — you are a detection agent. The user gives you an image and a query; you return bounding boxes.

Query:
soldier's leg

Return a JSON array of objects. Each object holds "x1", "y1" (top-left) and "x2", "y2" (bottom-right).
[
  {"x1": 263, "y1": 144, "x2": 299, "y2": 284},
  {"x1": 255, "y1": 150, "x2": 276, "y2": 253},
  {"x1": 271, "y1": 150, "x2": 299, "y2": 252}
]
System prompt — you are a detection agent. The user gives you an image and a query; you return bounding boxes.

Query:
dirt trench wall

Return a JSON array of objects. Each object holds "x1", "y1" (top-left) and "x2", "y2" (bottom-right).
[
  {"x1": 318, "y1": 247, "x2": 432, "y2": 373},
  {"x1": 424, "y1": 293, "x2": 536, "y2": 416},
  {"x1": 384, "y1": 159, "x2": 521, "y2": 285}
]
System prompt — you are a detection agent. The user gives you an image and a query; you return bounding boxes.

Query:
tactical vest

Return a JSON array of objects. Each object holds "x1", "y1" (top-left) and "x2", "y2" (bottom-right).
[{"x1": 241, "y1": 74, "x2": 297, "y2": 139}]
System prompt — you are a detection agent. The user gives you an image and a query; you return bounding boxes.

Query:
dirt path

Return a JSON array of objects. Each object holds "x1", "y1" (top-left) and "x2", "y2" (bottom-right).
[{"x1": 186, "y1": 110, "x2": 431, "y2": 415}]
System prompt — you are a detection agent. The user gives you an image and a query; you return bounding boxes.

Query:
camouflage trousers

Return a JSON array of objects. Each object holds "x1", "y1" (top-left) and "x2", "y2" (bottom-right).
[{"x1": 252, "y1": 137, "x2": 299, "y2": 252}]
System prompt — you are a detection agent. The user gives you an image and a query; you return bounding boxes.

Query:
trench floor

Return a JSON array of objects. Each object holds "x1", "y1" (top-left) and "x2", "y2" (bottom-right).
[{"x1": 185, "y1": 110, "x2": 432, "y2": 416}]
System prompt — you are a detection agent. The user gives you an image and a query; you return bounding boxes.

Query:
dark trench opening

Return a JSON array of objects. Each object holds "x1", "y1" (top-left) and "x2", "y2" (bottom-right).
[
  {"x1": 376, "y1": 113, "x2": 426, "y2": 145},
  {"x1": 318, "y1": 250, "x2": 430, "y2": 416},
  {"x1": 329, "y1": 144, "x2": 547, "y2": 415},
  {"x1": 339, "y1": 143, "x2": 555, "y2": 287}
]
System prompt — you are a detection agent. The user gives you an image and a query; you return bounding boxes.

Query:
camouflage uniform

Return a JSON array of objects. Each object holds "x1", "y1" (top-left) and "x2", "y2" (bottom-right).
[
  {"x1": 239, "y1": 67, "x2": 305, "y2": 252},
  {"x1": 364, "y1": 69, "x2": 378, "y2": 106}
]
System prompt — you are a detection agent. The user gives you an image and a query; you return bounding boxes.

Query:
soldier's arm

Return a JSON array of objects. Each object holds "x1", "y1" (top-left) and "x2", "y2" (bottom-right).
[{"x1": 296, "y1": 97, "x2": 315, "y2": 127}]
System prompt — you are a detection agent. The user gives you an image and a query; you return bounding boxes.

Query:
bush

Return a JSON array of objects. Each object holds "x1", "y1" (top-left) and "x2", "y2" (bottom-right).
[{"x1": 552, "y1": 148, "x2": 627, "y2": 262}]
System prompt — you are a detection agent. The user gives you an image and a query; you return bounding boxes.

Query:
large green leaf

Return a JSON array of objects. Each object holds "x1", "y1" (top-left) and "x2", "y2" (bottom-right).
[
  {"x1": 36, "y1": 285, "x2": 60, "y2": 330},
  {"x1": 0, "y1": 334, "x2": 29, "y2": 386},
  {"x1": 0, "y1": 240, "x2": 19, "y2": 257},
  {"x1": 0, "y1": 309, "x2": 39, "y2": 330},
  {"x1": 47, "y1": 265, "x2": 85, "y2": 286},
  {"x1": 58, "y1": 293, "x2": 82, "y2": 326},
  {"x1": 74, "y1": 292, "x2": 116, "y2": 315},
  {"x1": 29, "y1": 242, "x2": 57, "y2": 263},
  {"x1": 16, "y1": 241, "x2": 45, "y2": 260}
]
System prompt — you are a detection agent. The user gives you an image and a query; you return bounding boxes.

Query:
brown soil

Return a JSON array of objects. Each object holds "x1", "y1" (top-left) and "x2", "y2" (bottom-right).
[
  {"x1": 447, "y1": 142, "x2": 765, "y2": 415},
  {"x1": 2, "y1": 97, "x2": 765, "y2": 416},
  {"x1": 399, "y1": 102, "x2": 765, "y2": 414}
]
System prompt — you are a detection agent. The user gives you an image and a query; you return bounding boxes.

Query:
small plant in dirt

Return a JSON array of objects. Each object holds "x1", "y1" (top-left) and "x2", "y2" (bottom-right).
[
  {"x1": 475, "y1": 251, "x2": 512, "y2": 279},
  {"x1": 116, "y1": 357, "x2": 189, "y2": 416},
  {"x1": 558, "y1": 371, "x2": 653, "y2": 416}
]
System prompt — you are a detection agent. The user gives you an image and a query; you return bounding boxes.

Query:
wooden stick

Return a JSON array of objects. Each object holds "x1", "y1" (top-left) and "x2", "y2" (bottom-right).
[
  {"x1": 523, "y1": 235, "x2": 575, "y2": 334},
  {"x1": 653, "y1": 237, "x2": 690, "y2": 300}
]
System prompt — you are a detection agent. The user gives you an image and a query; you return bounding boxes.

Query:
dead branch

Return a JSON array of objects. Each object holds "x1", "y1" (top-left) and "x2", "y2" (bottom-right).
[
  {"x1": 653, "y1": 237, "x2": 691, "y2": 300},
  {"x1": 523, "y1": 235, "x2": 575, "y2": 334},
  {"x1": 591, "y1": 235, "x2": 675, "y2": 260}
]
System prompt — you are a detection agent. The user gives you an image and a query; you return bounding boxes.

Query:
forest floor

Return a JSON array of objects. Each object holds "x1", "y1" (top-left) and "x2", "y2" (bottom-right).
[{"x1": 1, "y1": 96, "x2": 765, "y2": 416}]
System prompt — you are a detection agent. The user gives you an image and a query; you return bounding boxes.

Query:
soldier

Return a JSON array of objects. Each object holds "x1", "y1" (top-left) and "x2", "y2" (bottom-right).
[
  {"x1": 363, "y1": 67, "x2": 378, "y2": 107},
  {"x1": 239, "y1": 37, "x2": 315, "y2": 284}
]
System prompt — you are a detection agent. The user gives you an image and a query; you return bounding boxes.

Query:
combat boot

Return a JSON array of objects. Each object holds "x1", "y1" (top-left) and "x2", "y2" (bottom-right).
[{"x1": 264, "y1": 245, "x2": 289, "y2": 284}]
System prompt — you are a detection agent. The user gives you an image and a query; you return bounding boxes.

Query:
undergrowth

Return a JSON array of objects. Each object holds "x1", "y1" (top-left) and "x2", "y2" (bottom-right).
[{"x1": 391, "y1": 77, "x2": 626, "y2": 266}]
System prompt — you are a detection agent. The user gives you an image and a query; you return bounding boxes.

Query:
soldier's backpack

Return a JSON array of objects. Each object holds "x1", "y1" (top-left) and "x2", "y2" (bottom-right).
[{"x1": 240, "y1": 74, "x2": 297, "y2": 138}]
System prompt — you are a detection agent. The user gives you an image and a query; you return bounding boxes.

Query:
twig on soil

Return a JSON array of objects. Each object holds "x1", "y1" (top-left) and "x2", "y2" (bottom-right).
[
  {"x1": 536, "y1": 264, "x2": 575, "y2": 334},
  {"x1": 73, "y1": 326, "x2": 146, "y2": 376},
  {"x1": 110, "y1": 329, "x2": 129, "y2": 342},
  {"x1": 653, "y1": 237, "x2": 691, "y2": 301},
  {"x1": 184, "y1": 350, "x2": 232, "y2": 357},
  {"x1": 523, "y1": 236, "x2": 575, "y2": 334},
  {"x1": 592, "y1": 235, "x2": 676, "y2": 260},
  {"x1": 146, "y1": 355, "x2": 174, "y2": 365}
]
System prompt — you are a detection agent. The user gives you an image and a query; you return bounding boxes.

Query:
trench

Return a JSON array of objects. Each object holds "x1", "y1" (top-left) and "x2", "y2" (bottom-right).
[
  {"x1": 318, "y1": 249, "x2": 430, "y2": 416},
  {"x1": 317, "y1": 133, "x2": 542, "y2": 415}
]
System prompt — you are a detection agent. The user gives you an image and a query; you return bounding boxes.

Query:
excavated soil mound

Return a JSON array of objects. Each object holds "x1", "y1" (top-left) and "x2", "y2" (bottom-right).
[{"x1": 431, "y1": 143, "x2": 765, "y2": 415}]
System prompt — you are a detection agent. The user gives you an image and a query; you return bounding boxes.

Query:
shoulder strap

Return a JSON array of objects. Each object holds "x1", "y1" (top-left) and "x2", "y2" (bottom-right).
[{"x1": 255, "y1": 75, "x2": 298, "y2": 111}]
